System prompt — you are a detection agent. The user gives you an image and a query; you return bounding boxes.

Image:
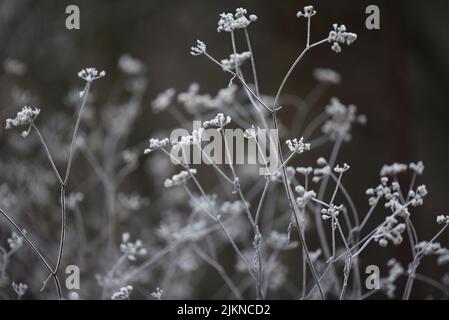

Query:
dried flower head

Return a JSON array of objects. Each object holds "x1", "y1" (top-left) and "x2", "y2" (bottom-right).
[
  {"x1": 285, "y1": 137, "x2": 310, "y2": 154},
  {"x1": 78, "y1": 67, "x2": 106, "y2": 82},
  {"x1": 5, "y1": 106, "x2": 40, "y2": 132}
]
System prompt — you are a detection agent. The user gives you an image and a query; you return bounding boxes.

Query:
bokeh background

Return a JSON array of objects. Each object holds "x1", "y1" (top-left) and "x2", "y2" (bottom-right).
[{"x1": 0, "y1": 0, "x2": 448, "y2": 299}]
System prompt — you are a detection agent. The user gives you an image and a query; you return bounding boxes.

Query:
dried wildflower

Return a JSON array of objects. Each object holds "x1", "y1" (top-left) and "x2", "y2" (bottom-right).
[
  {"x1": 313, "y1": 68, "x2": 341, "y2": 84},
  {"x1": 415, "y1": 241, "x2": 449, "y2": 256},
  {"x1": 322, "y1": 97, "x2": 365, "y2": 141},
  {"x1": 151, "y1": 88, "x2": 176, "y2": 113},
  {"x1": 285, "y1": 137, "x2": 310, "y2": 154},
  {"x1": 217, "y1": 8, "x2": 257, "y2": 32},
  {"x1": 409, "y1": 185, "x2": 428, "y2": 207},
  {"x1": 328, "y1": 24, "x2": 357, "y2": 53},
  {"x1": 321, "y1": 204, "x2": 343, "y2": 220},
  {"x1": 243, "y1": 125, "x2": 259, "y2": 139},
  {"x1": 120, "y1": 232, "x2": 147, "y2": 261},
  {"x1": 374, "y1": 216, "x2": 406, "y2": 247},
  {"x1": 77, "y1": 67, "x2": 106, "y2": 82},
  {"x1": 164, "y1": 169, "x2": 197, "y2": 188},
  {"x1": 151, "y1": 287, "x2": 163, "y2": 300},
  {"x1": 190, "y1": 40, "x2": 206, "y2": 56},
  {"x1": 144, "y1": 138, "x2": 170, "y2": 154},
  {"x1": 111, "y1": 285, "x2": 133, "y2": 300},
  {"x1": 203, "y1": 113, "x2": 231, "y2": 129},
  {"x1": 118, "y1": 54, "x2": 146, "y2": 75},
  {"x1": 220, "y1": 52, "x2": 251, "y2": 70},
  {"x1": 12, "y1": 282, "x2": 27, "y2": 299},
  {"x1": 313, "y1": 165, "x2": 331, "y2": 183},
  {"x1": 5, "y1": 106, "x2": 40, "y2": 132},
  {"x1": 296, "y1": 5, "x2": 316, "y2": 18}
]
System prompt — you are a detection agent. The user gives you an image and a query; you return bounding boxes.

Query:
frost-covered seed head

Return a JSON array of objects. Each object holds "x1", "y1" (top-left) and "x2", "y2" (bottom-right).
[
  {"x1": 5, "y1": 106, "x2": 40, "y2": 130},
  {"x1": 297, "y1": 5, "x2": 317, "y2": 18},
  {"x1": 78, "y1": 67, "x2": 106, "y2": 82},
  {"x1": 190, "y1": 40, "x2": 206, "y2": 56},
  {"x1": 285, "y1": 137, "x2": 310, "y2": 154}
]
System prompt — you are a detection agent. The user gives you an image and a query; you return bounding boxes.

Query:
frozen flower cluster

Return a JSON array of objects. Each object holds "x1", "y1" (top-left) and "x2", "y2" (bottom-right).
[
  {"x1": 328, "y1": 24, "x2": 357, "y2": 53},
  {"x1": 380, "y1": 163, "x2": 408, "y2": 176},
  {"x1": 111, "y1": 285, "x2": 133, "y2": 300},
  {"x1": 151, "y1": 88, "x2": 176, "y2": 113},
  {"x1": 118, "y1": 193, "x2": 150, "y2": 211},
  {"x1": 144, "y1": 138, "x2": 170, "y2": 154},
  {"x1": 12, "y1": 282, "x2": 27, "y2": 299},
  {"x1": 217, "y1": 8, "x2": 257, "y2": 32},
  {"x1": 322, "y1": 97, "x2": 366, "y2": 141},
  {"x1": 334, "y1": 163, "x2": 350, "y2": 174},
  {"x1": 164, "y1": 169, "x2": 197, "y2": 188},
  {"x1": 321, "y1": 204, "x2": 343, "y2": 220},
  {"x1": 177, "y1": 83, "x2": 238, "y2": 114},
  {"x1": 285, "y1": 137, "x2": 310, "y2": 154},
  {"x1": 415, "y1": 241, "x2": 449, "y2": 264},
  {"x1": 382, "y1": 259, "x2": 404, "y2": 298},
  {"x1": 78, "y1": 67, "x2": 106, "y2": 82},
  {"x1": 5, "y1": 106, "x2": 40, "y2": 130},
  {"x1": 437, "y1": 215, "x2": 449, "y2": 225},
  {"x1": 220, "y1": 52, "x2": 251, "y2": 70},
  {"x1": 374, "y1": 216, "x2": 406, "y2": 247},
  {"x1": 295, "y1": 185, "x2": 316, "y2": 208},
  {"x1": 296, "y1": 5, "x2": 316, "y2": 18},
  {"x1": 120, "y1": 232, "x2": 147, "y2": 261},
  {"x1": 190, "y1": 40, "x2": 207, "y2": 56},
  {"x1": 7, "y1": 231, "x2": 24, "y2": 251},
  {"x1": 203, "y1": 113, "x2": 232, "y2": 129},
  {"x1": 151, "y1": 287, "x2": 163, "y2": 300}
]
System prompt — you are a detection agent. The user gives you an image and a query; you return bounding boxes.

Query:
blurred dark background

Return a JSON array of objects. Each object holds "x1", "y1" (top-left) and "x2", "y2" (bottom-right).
[{"x1": 0, "y1": 0, "x2": 448, "y2": 299}]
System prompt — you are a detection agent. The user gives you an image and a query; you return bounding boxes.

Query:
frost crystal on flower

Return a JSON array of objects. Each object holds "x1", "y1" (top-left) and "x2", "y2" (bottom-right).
[
  {"x1": 409, "y1": 185, "x2": 428, "y2": 207},
  {"x1": 415, "y1": 241, "x2": 449, "y2": 257},
  {"x1": 217, "y1": 8, "x2": 257, "y2": 32},
  {"x1": 144, "y1": 138, "x2": 169, "y2": 154},
  {"x1": 118, "y1": 54, "x2": 145, "y2": 75},
  {"x1": 164, "y1": 169, "x2": 197, "y2": 188},
  {"x1": 120, "y1": 232, "x2": 147, "y2": 261},
  {"x1": 243, "y1": 125, "x2": 259, "y2": 139},
  {"x1": 5, "y1": 106, "x2": 40, "y2": 131},
  {"x1": 381, "y1": 259, "x2": 404, "y2": 298},
  {"x1": 267, "y1": 231, "x2": 298, "y2": 251},
  {"x1": 296, "y1": 166, "x2": 313, "y2": 176},
  {"x1": 328, "y1": 24, "x2": 357, "y2": 53},
  {"x1": 296, "y1": 5, "x2": 316, "y2": 18},
  {"x1": 322, "y1": 97, "x2": 366, "y2": 141},
  {"x1": 313, "y1": 68, "x2": 341, "y2": 84},
  {"x1": 151, "y1": 287, "x2": 163, "y2": 300},
  {"x1": 321, "y1": 204, "x2": 343, "y2": 220},
  {"x1": 203, "y1": 113, "x2": 232, "y2": 129},
  {"x1": 77, "y1": 67, "x2": 106, "y2": 82},
  {"x1": 374, "y1": 216, "x2": 406, "y2": 247},
  {"x1": 12, "y1": 282, "x2": 27, "y2": 299},
  {"x1": 295, "y1": 185, "x2": 316, "y2": 208},
  {"x1": 111, "y1": 285, "x2": 133, "y2": 300},
  {"x1": 151, "y1": 88, "x2": 176, "y2": 113},
  {"x1": 285, "y1": 137, "x2": 310, "y2": 154},
  {"x1": 220, "y1": 52, "x2": 251, "y2": 70},
  {"x1": 190, "y1": 40, "x2": 206, "y2": 56}
]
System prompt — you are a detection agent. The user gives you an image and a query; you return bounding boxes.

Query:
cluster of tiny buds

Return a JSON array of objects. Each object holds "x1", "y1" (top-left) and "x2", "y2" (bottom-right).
[
  {"x1": 296, "y1": 5, "x2": 316, "y2": 18},
  {"x1": 295, "y1": 185, "x2": 316, "y2": 208},
  {"x1": 150, "y1": 287, "x2": 163, "y2": 300},
  {"x1": 78, "y1": 67, "x2": 106, "y2": 82},
  {"x1": 285, "y1": 137, "x2": 310, "y2": 154}
]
